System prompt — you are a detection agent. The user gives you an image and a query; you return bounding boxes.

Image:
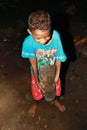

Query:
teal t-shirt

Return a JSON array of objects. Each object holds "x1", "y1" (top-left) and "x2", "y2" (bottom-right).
[{"x1": 21, "y1": 30, "x2": 67, "y2": 71}]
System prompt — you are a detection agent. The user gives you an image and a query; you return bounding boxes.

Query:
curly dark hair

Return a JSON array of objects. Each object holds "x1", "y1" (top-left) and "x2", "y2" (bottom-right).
[{"x1": 28, "y1": 10, "x2": 51, "y2": 31}]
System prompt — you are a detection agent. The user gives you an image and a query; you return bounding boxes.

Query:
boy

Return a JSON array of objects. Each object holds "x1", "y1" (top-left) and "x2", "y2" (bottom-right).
[{"x1": 21, "y1": 10, "x2": 67, "y2": 117}]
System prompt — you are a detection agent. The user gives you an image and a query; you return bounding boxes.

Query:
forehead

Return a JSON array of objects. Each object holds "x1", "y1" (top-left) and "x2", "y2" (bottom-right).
[{"x1": 32, "y1": 29, "x2": 50, "y2": 37}]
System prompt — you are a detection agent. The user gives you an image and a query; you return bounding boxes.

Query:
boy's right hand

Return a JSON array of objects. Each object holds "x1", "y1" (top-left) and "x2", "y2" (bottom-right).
[{"x1": 37, "y1": 81, "x2": 45, "y2": 93}]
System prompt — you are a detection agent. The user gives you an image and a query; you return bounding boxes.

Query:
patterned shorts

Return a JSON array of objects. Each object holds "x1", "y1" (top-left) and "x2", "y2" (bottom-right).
[{"x1": 31, "y1": 75, "x2": 61, "y2": 101}]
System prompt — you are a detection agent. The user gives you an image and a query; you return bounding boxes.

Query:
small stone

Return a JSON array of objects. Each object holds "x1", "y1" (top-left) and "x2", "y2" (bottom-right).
[
  {"x1": 75, "y1": 99, "x2": 79, "y2": 103},
  {"x1": 44, "y1": 124, "x2": 48, "y2": 129}
]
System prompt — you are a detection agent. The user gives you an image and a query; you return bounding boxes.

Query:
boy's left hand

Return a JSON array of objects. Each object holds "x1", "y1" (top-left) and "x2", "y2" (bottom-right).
[{"x1": 54, "y1": 77, "x2": 59, "y2": 84}]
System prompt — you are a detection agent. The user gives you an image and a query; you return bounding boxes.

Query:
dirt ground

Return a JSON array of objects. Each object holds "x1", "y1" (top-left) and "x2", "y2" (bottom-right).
[{"x1": 0, "y1": 13, "x2": 87, "y2": 130}]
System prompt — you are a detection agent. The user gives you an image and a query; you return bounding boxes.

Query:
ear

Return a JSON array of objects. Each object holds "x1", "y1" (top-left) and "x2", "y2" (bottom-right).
[{"x1": 27, "y1": 29, "x2": 32, "y2": 34}]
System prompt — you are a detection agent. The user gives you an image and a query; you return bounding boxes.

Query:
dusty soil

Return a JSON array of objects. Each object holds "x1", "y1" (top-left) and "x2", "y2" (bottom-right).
[{"x1": 0, "y1": 14, "x2": 87, "y2": 130}]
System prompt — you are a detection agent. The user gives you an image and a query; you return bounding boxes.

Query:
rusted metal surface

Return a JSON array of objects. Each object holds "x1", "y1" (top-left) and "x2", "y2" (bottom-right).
[{"x1": 39, "y1": 65, "x2": 56, "y2": 102}]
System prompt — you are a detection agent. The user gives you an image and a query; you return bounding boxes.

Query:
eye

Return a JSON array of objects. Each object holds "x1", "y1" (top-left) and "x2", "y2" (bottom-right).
[
  {"x1": 36, "y1": 38, "x2": 41, "y2": 41},
  {"x1": 36, "y1": 37, "x2": 40, "y2": 40}
]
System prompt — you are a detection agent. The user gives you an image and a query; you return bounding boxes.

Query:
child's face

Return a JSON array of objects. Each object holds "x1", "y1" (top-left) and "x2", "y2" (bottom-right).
[{"x1": 28, "y1": 29, "x2": 52, "y2": 44}]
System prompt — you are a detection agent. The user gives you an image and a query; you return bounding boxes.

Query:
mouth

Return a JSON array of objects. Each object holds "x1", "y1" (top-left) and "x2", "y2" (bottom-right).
[{"x1": 43, "y1": 37, "x2": 52, "y2": 45}]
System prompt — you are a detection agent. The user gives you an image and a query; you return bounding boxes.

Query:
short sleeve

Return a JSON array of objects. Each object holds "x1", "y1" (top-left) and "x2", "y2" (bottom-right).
[
  {"x1": 56, "y1": 32, "x2": 67, "y2": 62},
  {"x1": 21, "y1": 35, "x2": 36, "y2": 58}
]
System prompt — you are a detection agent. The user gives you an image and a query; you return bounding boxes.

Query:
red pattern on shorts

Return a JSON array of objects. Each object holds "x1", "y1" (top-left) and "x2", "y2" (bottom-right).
[{"x1": 31, "y1": 75, "x2": 61, "y2": 101}]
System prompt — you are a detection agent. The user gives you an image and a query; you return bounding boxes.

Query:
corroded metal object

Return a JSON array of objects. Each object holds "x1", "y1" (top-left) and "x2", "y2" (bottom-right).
[{"x1": 39, "y1": 65, "x2": 56, "y2": 102}]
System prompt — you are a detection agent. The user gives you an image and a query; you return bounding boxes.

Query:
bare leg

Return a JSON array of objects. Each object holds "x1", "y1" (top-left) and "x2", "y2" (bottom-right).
[
  {"x1": 53, "y1": 98, "x2": 66, "y2": 112},
  {"x1": 28, "y1": 101, "x2": 39, "y2": 117}
]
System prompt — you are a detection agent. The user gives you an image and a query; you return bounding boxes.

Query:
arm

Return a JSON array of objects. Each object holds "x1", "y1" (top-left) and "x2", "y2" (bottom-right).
[
  {"x1": 29, "y1": 58, "x2": 39, "y2": 86},
  {"x1": 29, "y1": 58, "x2": 42, "y2": 89},
  {"x1": 54, "y1": 60, "x2": 61, "y2": 83}
]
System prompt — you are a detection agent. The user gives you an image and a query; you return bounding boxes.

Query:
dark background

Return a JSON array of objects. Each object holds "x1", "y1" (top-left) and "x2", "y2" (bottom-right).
[
  {"x1": 0, "y1": 0, "x2": 87, "y2": 22},
  {"x1": 0, "y1": 1, "x2": 87, "y2": 130}
]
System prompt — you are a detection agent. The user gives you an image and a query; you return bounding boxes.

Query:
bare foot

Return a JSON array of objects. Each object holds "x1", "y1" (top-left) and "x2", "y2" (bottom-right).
[
  {"x1": 54, "y1": 99, "x2": 66, "y2": 112},
  {"x1": 27, "y1": 103, "x2": 38, "y2": 117}
]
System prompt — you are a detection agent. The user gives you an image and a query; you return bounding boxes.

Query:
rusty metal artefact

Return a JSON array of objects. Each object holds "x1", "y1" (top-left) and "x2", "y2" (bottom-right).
[{"x1": 39, "y1": 65, "x2": 56, "y2": 102}]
